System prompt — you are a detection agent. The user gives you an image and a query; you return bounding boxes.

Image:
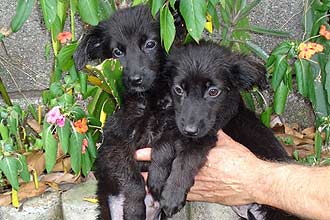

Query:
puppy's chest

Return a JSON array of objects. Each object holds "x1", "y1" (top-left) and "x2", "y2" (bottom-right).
[{"x1": 128, "y1": 98, "x2": 173, "y2": 149}]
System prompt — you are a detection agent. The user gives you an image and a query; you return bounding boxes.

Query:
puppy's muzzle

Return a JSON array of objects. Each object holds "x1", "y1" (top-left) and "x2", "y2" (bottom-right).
[
  {"x1": 129, "y1": 74, "x2": 143, "y2": 87},
  {"x1": 182, "y1": 124, "x2": 199, "y2": 137}
]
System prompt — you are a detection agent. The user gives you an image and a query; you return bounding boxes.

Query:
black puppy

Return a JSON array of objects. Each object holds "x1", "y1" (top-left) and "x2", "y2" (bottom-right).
[
  {"x1": 74, "y1": 5, "x2": 181, "y2": 220},
  {"x1": 150, "y1": 41, "x2": 300, "y2": 220}
]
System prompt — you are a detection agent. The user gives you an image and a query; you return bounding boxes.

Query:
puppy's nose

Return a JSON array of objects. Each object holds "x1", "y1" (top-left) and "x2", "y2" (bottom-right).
[
  {"x1": 183, "y1": 125, "x2": 199, "y2": 136},
  {"x1": 129, "y1": 75, "x2": 143, "y2": 86}
]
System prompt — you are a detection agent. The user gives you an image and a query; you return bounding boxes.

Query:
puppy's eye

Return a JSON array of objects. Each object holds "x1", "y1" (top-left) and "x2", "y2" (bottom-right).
[
  {"x1": 173, "y1": 85, "x2": 184, "y2": 96},
  {"x1": 207, "y1": 87, "x2": 221, "y2": 97},
  {"x1": 145, "y1": 40, "x2": 156, "y2": 50},
  {"x1": 113, "y1": 48, "x2": 124, "y2": 58}
]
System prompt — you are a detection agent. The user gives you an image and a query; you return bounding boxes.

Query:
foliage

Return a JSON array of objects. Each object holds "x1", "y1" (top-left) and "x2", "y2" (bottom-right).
[
  {"x1": 0, "y1": 105, "x2": 31, "y2": 191},
  {"x1": 267, "y1": 0, "x2": 330, "y2": 163}
]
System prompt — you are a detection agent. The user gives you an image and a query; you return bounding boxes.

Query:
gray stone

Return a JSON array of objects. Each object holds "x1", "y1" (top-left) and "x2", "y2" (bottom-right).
[
  {"x1": 0, "y1": 191, "x2": 62, "y2": 220},
  {"x1": 0, "y1": 1, "x2": 51, "y2": 94},
  {"x1": 249, "y1": 0, "x2": 304, "y2": 53},
  {"x1": 282, "y1": 92, "x2": 315, "y2": 128},
  {"x1": 62, "y1": 180, "x2": 98, "y2": 220},
  {"x1": 190, "y1": 202, "x2": 239, "y2": 220},
  {"x1": 169, "y1": 203, "x2": 190, "y2": 220}
]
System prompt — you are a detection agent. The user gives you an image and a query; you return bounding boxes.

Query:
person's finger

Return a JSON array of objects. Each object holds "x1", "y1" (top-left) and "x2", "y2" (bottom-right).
[
  {"x1": 216, "y1": 130, "x2": 234, "y2": 145},
  {"x1": 134, "y1": 148, "x2": 152, "y2": 161}
]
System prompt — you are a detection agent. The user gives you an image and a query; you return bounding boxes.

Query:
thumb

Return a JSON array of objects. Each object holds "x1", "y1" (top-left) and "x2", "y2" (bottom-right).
[{"x1": 216, "y1": 130, "x2": 235, "y2": 145}]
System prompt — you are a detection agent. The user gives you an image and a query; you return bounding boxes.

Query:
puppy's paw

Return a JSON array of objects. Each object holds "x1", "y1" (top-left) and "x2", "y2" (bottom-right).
[
  {"x1": 148, "y1": 178, "x2": 165, "y2": 201},
  {"x1": 160, "y1": 187, "x2": 186, "y2": 217}
]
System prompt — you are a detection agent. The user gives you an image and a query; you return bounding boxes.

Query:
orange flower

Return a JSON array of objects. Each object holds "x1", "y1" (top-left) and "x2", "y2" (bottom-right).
[
  {"x1": 74, "y1": 118, "x2": 88, "y2": 134},
  {"x1": 82, "y1": 138, "x2": 88, "y2": 154},
  {"x1": 319, "y1": 25, "x2": 330, "y2": 40},
  {"x1": 57, "y1": 32, "x2": 72, "y2": 44},
  {"x1": 298, "y1": 42, "x2": 324, "y2": 59}
]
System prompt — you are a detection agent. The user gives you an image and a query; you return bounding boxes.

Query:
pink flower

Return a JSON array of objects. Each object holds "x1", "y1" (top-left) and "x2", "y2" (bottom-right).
[
  {"x1": 56, "y1": 115, "x2": 66, "y2": 128},
  {"x1": 82, "y1": 138, "x2": 88, "y2": 154},
  {"x1": 46, "y1": 106, "x2": 61, "y2": 124}
]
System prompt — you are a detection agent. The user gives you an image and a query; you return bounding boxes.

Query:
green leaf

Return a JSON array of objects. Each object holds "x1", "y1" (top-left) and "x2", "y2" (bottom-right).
[
  {"x1": 132, "y1": 0, "x2": 145, "y2": 6},
  {"x1": 160, "y1": 5, "x2": 176, "y2": 52},
  {"x1": 42, "y1": 120, "x2": 58, "y2": 173},
  {"x1": 244, "y1": 25, "x2": 291, "y2": 37},
  {"x1": 17, "y1": 155, "x2": 30, "y2": 182},
  {"x1": 0, "y1": 33, "x2": 4, "y2": 41},
  {"x1": 57, "y1": 120, "x2": 71, "y2": 154},
  {"x1": 170, "y1": 0, "x2": 176, "y2": 9},
  {"x1": 220, "y1": 0, "x2": 226, "y2": 8},
  {"x1": 325, "y1": 60, "x2": 330, "y2": 106},
  {"x1": 180, "y1": 0, "x2": 207, "y2": 42},
  {"x1": 81, "y1": 149, "x2": 91, "y2": 176},
  {"x1": 294, "y1": 59, "x2": 310, "y2": 97},
  {"x1": 79, "y1": 72, "x2": 87, "y2": 96},
  {"x1": 0, "y1": 157, "x2": 19, "y2": 190},
  {"x1": 219, "y1": 4, "x2": 231, "y2": 25},
  {"x1": 207, "y1": 2, "x2": 220, "y2": 30},
  {"x1": 57, "y1": 43, "x2": 78, "y2": 71},
  {"x1": 40, "y1": 0, "x2": 57, "y2": 29},
  {"x1": 271, "y1": 41, "x2": 292, "y2": 56},
  {"x1": 236, "y1": 0, "x2": 261, "y2": 21},
  {"x1": 10, "y1": 0, "x2": 36, "y2": 32},
  {"x1": 97, "y1": 0, "x2": 115, "y2": 21},
  {"x1": 69, "y1": 131, "x2": 83, "y2": 174},
  {"x1": 78, "y1": 0, "x2": 99, "y2": 26},
  {"x1": 87, "y1": 59, "x2": 124, "y2": 105},
  {"x1": 86, "y1": 132, "x2": 97, "y2": 160},
  {"x1": 314, "y1": 130, "x2": 322, "y2": 163},
  {"x1": 28, "y1": 104, "x2": 38, "y2": 121},
  {"x1": 271, "y1": 55, "x2": 288, "y2": 91},
  {"x1": 274, "y1": 81, "x2": 289, "y2": 115},
  {"x1": 71, "y1": 106, "x2": 86, "y2": 120},
  {"x1": 245, "y1": 41, "x2": 269, "y2": 61},
  {"x1": 152, "y1": 0, "x2": 165, "y2": 17},
  {"x1": 50, "y1": 16, "x2": 62, "y2": 55},
  {"x1": 261, "y1": 107, "x2": 272, "y2": 128},
  {"x1": 50, "y1": 82, "x2": 64, "y2": 98},
  {"x1": 314, "y1": 80, "x2": 329, "y2": 117},
  {"x1": 58, "y1": 93, "x2": 74, "y2": 106},
  {"x1": 0, "y1": 122, "x2": 9, "y2": 140},
  {"x1": 241, "y1": 91, "x2": 255, "y2": 111}
]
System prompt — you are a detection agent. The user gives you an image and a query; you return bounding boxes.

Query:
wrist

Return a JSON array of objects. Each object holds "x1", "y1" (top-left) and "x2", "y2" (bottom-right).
[
  {"x1": 246, "y1": 160, "x2": 285, "y2": 205},
  {"x1": 252, "y1": 161, "x2": 292, "y2": 206}
]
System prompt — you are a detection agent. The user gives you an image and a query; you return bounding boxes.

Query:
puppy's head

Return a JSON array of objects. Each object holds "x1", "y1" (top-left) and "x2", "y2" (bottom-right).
[
  {"x1": 165, "y1": 41, "x2": 266, "y2": 138},
  {"x1": 74, "y1": 6, "x2": 163, "y2": 93}
]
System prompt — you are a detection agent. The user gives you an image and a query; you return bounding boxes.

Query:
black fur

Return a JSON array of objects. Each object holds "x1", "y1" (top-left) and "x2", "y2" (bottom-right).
[
  {"x1": 74, "y1": 5, "x2": 181, "y2": 220},
  {"x1": 149, "y1": 41, "x2": 300, "y2": 220}
]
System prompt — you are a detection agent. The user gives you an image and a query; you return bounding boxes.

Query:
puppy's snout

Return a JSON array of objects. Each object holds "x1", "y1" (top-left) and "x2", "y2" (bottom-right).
[
  {"x1": 129, "y1": 74, "x2": 143, "y2": 86},
  {"x1": 183, "y1": 124, "x2": 199, "y2": 136}
]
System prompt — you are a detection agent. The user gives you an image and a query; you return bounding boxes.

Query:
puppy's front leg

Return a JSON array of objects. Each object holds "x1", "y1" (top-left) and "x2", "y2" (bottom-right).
[
  {"x1": 160, "y1": 145, "x2": 212, "y2": 217},
  {"x1": 96, "y1": 146, "x2": 146, "y2": 220},
  {"x1": 148, "y1": 141, "x2": 176, "y2": 201}
]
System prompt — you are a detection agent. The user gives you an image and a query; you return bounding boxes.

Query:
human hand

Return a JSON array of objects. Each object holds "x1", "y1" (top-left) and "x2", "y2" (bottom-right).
[
  {"x1": 186, "y1": 130, "x2": 265, "y2": 205},
  {"x1": 134, "y1": 130, "x2": 266, "y2": 206}
]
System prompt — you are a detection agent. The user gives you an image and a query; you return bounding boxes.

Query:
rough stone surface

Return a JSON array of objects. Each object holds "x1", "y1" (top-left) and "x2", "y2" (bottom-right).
[
  {"x1": 0, "y1": 191, "x2": 62, "y2": 220},
  {"x1": 62, "y1": 181, "x2": 98, "y2": 220},
  {"x1": 249, "y1": 0, "x2": 304, "y2": 53},
  {"x1": 0, "y1": 1, "x2": 51, "y2": 94},
  {"x1": 190, "y1": 203, "x2": 239, "y2": 220}
]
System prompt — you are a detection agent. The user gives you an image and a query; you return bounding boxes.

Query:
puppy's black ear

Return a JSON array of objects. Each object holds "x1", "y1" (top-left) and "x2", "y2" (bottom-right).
[
  {"x1": 73, "y1": 23, "x2": 111, "y2": 70},
  {"x1": 228, "y1": 54, "x2": 267, "y2": 90}
]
